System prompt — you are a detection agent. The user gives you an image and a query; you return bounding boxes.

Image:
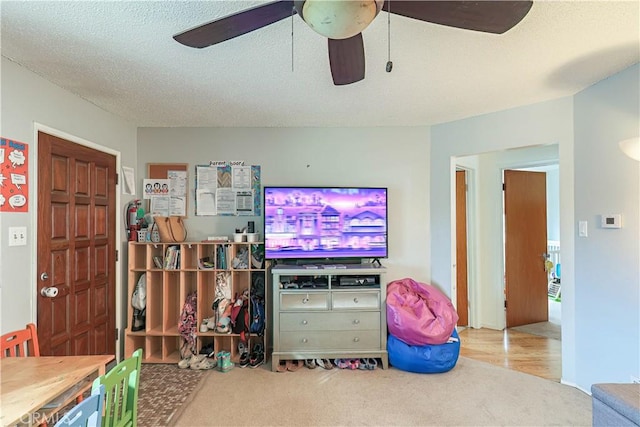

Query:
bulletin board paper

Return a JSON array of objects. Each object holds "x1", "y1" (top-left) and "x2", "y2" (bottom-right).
[
  {"x1": 195, "y1": 163, "x2": 261, "y2": 216},
  {"x1": 147, "y1": 163, "x2": 188, "y2": 217}
]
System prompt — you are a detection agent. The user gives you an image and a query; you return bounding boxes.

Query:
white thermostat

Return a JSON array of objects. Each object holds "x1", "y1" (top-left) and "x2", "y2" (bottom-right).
[{"x1": 601, "y1": 214, "x2": 622, "y2": 229}]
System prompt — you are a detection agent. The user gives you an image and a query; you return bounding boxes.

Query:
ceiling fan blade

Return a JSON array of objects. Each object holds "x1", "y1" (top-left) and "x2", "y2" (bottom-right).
[
  {"x1": 328, "y1": 34, "x2": 365, "y2": 86},
  {"x1": 382, "y1": 1, "x2": 533, "y2": 34},
  {"x1": 174, "y1": 1, "x2": 295, "y2": 48}
]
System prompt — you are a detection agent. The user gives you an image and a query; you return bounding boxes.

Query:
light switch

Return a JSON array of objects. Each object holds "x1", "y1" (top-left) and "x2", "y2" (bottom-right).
[
  {"x1": 8, "y1": 226, "x2": 27, "y2": 246},
  {"x1": 578, "y1": 221, "x2": 588, "y2": 237}
]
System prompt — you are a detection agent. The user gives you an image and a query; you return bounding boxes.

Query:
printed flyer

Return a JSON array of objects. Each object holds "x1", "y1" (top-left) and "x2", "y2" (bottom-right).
[{"x1": 0, "y1": 137, "x2": 29, "y2": 213}]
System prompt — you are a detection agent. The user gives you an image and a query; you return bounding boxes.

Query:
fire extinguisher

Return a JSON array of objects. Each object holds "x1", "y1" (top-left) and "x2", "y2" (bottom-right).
[{"x1": 126, "y1": 200, "x2": 140, "y2": 241}]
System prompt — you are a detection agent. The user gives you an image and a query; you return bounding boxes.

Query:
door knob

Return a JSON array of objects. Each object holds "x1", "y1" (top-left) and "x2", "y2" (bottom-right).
[
  {"x1": 40, "y1": 272, "x2": 49, "y2": 281},
  {"x1": 41, "y1": 287, "x2": 59, "y2": 298}
]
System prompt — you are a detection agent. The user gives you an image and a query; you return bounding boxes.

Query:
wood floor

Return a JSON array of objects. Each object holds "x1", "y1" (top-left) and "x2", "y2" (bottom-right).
[{"x1": 457, "y1": 327, "x2": 562, "y2": 382}]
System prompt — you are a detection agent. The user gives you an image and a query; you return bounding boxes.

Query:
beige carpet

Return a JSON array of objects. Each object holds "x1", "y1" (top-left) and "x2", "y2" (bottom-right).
[{"x1": 172, "y1": 357, "x2": 591, "y2": 426}]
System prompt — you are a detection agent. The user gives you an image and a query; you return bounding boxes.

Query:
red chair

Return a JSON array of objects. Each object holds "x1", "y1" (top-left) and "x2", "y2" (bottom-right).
[
  {"x1": 1, "y1": 323, "x2": 40, "y2": 358},
  {"x1": 1, "y1": 323, "x2": 84, "y2": 426}
]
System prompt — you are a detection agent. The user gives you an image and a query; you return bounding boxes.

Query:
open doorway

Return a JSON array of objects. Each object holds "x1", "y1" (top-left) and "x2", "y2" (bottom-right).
[
  {"x1": 454, "y1": 145, "x2": 561, "y2": 380},
  {"x1": 454, "y1": 144, "x2": 560, "y2": 334}
]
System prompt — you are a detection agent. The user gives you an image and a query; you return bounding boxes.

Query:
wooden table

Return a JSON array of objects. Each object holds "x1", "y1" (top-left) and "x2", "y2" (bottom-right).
[{"x1": 0, "y1": 355, "x2": 114, "y2": 426}]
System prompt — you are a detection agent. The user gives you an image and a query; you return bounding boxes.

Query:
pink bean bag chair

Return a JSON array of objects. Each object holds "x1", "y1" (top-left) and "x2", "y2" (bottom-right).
[{"x1": 387, "y1": 278, "x2": 459, "y2": 346}]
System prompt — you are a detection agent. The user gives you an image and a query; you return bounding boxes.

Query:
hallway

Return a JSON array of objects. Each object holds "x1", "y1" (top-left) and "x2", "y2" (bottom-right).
[
  {"x1": 458, "y1": 299, "x2": 562, "y2": 382},
  {"x1": 457, "y1": 327, "x2": 561, "y2": 381}
]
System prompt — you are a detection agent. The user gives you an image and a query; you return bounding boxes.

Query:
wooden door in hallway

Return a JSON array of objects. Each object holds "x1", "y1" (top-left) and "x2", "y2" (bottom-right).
[
  {"x1": 456, "y1": 170, "x2": 469, "y2": 326},
  {"x1": 504, "y1": 170, "x2": 548, "y2": 328},
  {"x1": 37, "y1": 131, "x2": 117, "y2": 356}
]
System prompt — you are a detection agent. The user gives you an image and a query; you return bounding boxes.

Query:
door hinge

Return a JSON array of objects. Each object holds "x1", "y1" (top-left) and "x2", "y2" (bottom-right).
[
  {"x1": 115, "y1": 328, "x2": 119, "y2": 339},
  {"x1": 116, "y1": 173, "x2": 119, "y2": 185},
  {"x1": 504, "y1": 300, "x2": 507, "y2": 308},
  {"x1": 116, "y1": 250, "x2": 119, "y2": 262},
  {"x1": 502, "y1": 183, "x2": 505, "y2": 191}
]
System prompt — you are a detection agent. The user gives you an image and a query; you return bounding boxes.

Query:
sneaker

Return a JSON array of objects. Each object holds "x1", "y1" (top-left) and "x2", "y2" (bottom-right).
[
  {"x1": 199, "y1": 343, "x2": 214, "y2": 356},
  {"x1": 249, "y1": 342, "x2": 264, "y2": 369},
  {"x1": 238, "y1": 340, "x2": 250, "y2": 368},
  {"x1": 334, "y1": 359, "x2": 349, "y2": 369},
  {"x1": 239, "y1": 352, "x2": 251, "y2": 368},
  {"x1": 316, "y1": 358, "x2": 333, "y2": 370},
  {"x1": 199, "y1": 318, "x2": 211, "y2": 333},
  {"x1": 249, "y1": 351, "x2": 264, "y2": 369}
]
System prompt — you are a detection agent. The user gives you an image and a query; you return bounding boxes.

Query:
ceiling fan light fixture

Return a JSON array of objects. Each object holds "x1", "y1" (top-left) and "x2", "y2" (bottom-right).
[
  {"x1": 619, "y1": 136, "x2": 640, "y2": 161},
  {"x1": 299, "y1": 0, "x2": 383, "y2": 39},
  {"x1": 174, "y1": 0, "x2": 535, "y2": 86}
]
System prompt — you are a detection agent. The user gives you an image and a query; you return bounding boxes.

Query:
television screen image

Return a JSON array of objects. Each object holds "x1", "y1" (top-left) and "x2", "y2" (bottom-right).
[{"x1": 263, "y1": 187, "x2": 388, "y2": 260}]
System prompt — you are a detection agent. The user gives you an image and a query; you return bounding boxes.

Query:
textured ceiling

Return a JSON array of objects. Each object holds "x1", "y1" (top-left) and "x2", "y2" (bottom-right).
[{"x1": 1, "y1": 1, "x2": 638, "y2": 128}]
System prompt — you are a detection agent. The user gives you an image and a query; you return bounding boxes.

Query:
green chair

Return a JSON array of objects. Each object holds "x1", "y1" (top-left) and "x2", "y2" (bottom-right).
[{"x1": 92, "y1": 348, "x2": 142, "y2": 427}]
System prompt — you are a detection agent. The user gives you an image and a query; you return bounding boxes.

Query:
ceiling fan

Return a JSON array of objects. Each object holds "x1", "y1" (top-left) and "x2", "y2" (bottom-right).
[{"x1": 173, "y1": 1, "x2": 533, "y2": 86}]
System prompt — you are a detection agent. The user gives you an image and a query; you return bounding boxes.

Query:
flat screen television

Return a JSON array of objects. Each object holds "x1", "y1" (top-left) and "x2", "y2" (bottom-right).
[{"x1": 263, "y1": 186, "x2": 388, "y2": 261}]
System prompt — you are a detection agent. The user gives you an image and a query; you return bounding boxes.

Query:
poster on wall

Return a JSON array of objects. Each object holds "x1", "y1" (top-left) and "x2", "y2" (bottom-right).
[
  {"x1": 143, "y1": 174, "x2": 187, "y2": 217},
  {"x1": 0, "y1": 137, "x2": 29, "y2": 213},
  {"x1": 146, "y1": 163, "x2": 189, "y2": 217},
  {"x1": 195, "y1": 161, "x2": 261, "y2": 216}
]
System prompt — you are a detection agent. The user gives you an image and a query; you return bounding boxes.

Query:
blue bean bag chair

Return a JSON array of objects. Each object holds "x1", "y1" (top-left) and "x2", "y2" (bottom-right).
[{"x1": 387, "y1": 329, "x2": 460, "y2": 373}]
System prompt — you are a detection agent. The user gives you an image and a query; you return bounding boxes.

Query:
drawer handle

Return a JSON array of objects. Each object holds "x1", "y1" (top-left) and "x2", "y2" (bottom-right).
[
  {"x1": 353, "y1": 337, "x2": 360, "y2": 342},
  {"x1": 302, "y1": 298, "x2": 309, "y2": 304},
  {"x1": 353, "y1": 319, "x2": 360, "y2": 325},
  {"x1": 353, "y1": 298, "x2": 359, "y2": 303},
  {"x1": 301, "y1": 338, "x2": 308, "y2": 343},
  {"x1": 301, "y1": 320, "x2": 308, "y2": 325}
]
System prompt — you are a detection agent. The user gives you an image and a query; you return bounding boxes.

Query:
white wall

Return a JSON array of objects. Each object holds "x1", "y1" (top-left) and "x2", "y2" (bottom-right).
[
  {"x1": 0, "y1": 58, "x2": 138, "y2": 348},
  {"x1": 545, "y1": 166, "x2": 561, "y2": 242},
  {"x1": 136, "y1": 127, "x2": 431, "y2": 286},
  {"x1": 573, "y1": 63, "x2": 640, "y2": 388},
  {"x1": 432, "y1": 63, "x2": 640, "y2": 390}
]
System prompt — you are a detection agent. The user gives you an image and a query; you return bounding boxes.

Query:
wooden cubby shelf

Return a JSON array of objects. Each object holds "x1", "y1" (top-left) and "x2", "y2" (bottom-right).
[{"x1": 125, "y1": 241, "x2": 267, "y2": 364}]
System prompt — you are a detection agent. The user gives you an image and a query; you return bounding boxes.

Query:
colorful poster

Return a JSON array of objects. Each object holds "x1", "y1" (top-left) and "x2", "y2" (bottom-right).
[{"x1": 0, "y1": 137, "x2": 29, "y2": 213}]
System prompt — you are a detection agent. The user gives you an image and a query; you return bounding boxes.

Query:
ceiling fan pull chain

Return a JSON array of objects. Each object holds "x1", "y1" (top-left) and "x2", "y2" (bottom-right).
[
  {"x1": 386, "y1": 0, "x2": 393, "y2": 73},
  {"x1": 291, "y1": 6, "x2": 295, "y2": 73}
]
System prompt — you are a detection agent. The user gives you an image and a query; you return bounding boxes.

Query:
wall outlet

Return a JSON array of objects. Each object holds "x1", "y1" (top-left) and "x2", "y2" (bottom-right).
[{"x1": 631, "y1": 376, "x2": 640, "y2": 384}]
